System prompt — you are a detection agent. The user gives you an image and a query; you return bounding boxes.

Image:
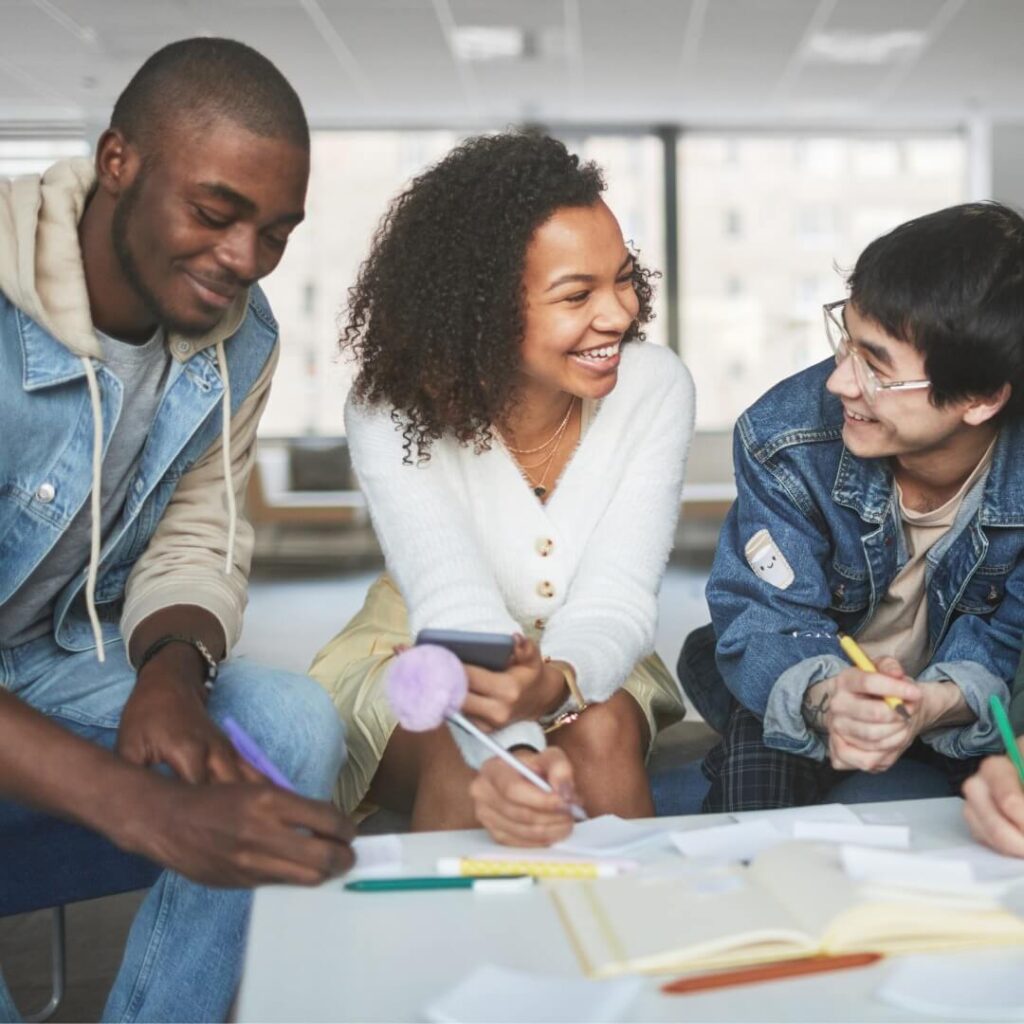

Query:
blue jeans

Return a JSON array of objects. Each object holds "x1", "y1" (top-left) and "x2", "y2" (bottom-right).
[{"x1": 0, "y1": 634, "x2": 345, "y2": 1023}]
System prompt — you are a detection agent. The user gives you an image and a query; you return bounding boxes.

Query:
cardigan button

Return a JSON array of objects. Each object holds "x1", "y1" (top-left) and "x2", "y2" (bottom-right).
[
  {"x1": 35, "y1": 482, "x2": 56, "y2": 503},
  {"x1": 534, "y1": 617, "x2": 546, "y2": 630},
  {"x1": 537, "y1": 580, "x2": 555, "y2": 599},
  {"x1": 536, "y1": 537, "x2": 554, "y2": 557}
]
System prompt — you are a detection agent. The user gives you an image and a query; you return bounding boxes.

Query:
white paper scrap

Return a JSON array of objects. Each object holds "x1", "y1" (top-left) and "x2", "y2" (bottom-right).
[
  {"x1": 792, "y1": 822, "x2": 910, "y2": 849},
  {"x1": 670, "y1": 820, "x2": 783, "y2": 862},
  {"x1": 736, "y1": 802, "x2": 860, "y2": 834},
  {"x1": 877, "y1": 950, "x2": 1024, "y2": 1020},
  {"x1": 841, "y1": 845, "x2": 975, "y2": 891},
  {"x1": 555, "y1": 814, "x2": 670, "y2": 857},
  {"x1": 425, "y1": 964, "x2": 643, "y2": 1024},
  {"x1": 922, "y1": 845, "x2": 1024, "y2": 882},
  {"x1": 349, "y1": 834, "x2": 402, "y2": 878}
]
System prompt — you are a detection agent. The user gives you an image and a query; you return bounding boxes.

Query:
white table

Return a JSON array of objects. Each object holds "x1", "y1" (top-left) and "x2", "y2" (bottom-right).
[{"x1": 236, "y1": 797, "x2": 1006, "y2": 1023}]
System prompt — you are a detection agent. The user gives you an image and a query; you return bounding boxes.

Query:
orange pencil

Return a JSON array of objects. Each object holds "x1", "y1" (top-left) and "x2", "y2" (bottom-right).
[{"x1": 660, "y1": 952, "x2": 882, "y2": 995}]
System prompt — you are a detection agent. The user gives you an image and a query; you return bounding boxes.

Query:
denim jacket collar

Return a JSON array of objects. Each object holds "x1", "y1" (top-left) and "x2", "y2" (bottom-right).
[
  {"x1": 830, "y1": 445, "x2": 893, "y2": 524},
  {"x1": 18, "y1": 308, "x2": 90, "y2": 390},
  {"x1": 979, "y1": 424, "x2": 1024, "y2": 527}
]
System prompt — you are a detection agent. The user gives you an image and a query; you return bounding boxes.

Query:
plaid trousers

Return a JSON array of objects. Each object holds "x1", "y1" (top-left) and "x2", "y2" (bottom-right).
[{"x1": 701, "y1": 702, "x2": 981, "y2": 812}]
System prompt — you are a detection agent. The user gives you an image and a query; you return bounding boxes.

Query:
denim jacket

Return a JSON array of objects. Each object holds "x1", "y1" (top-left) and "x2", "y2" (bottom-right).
[
  {"x1": 705, "y1": 359, "x2": 1024, "y2": 761},
  {"x1": 0, "y1": 286, "x2": 278, "y2": 653}
]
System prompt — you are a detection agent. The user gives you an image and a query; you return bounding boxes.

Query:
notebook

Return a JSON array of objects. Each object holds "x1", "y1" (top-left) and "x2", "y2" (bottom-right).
[{"x1": 550, "y1": 841, "x2": 1024, "y2": 978}]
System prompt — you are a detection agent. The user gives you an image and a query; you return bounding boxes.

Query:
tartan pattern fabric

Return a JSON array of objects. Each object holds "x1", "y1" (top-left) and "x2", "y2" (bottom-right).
[{"x1": 701, "y1": 702, "x2": 982, "y2": 813}]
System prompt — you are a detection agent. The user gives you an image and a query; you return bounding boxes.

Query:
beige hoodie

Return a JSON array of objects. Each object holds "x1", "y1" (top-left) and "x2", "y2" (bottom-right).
[{"x1": 0, "y1": 158, "x2": 278, "y2": 660}]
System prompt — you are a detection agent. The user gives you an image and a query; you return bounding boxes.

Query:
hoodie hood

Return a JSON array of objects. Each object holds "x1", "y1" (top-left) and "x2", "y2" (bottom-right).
[{"x1": 0, "y1": 156, "x2": 247, "y2": 360}]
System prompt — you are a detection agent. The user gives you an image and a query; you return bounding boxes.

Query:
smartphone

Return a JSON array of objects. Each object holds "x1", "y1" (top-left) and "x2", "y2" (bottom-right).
[{"x1": 414, "y1": 628, "x2": 515, "y2": 671}]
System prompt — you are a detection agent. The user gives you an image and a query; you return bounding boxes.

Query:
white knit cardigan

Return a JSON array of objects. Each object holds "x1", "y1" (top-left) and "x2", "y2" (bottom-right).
[{"x1": 345, "y1": 341, "x2": 695, "y2": 760}]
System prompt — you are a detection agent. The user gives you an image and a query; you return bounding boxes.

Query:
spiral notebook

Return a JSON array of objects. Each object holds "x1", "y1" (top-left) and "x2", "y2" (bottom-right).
[{"x1": 550, "y1": 842, "x2": 1024, "y2": 978}]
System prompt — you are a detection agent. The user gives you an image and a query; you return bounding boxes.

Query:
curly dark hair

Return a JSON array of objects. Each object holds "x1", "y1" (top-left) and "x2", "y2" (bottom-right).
[{"x1": 341, "y1": 129, "x2": 657, "y2": 461}]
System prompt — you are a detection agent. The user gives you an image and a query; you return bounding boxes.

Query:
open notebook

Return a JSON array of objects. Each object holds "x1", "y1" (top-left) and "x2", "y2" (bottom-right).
[{"x1": 550, "y1": 842, "x2": 1024, "y2": 978}]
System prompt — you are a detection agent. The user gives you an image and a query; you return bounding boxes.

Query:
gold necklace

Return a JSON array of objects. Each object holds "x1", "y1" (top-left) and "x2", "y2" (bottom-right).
[
  {"x1": 502, "y1": 397, "x2": 576, "y2": 454},
  {"x1": 520, "y1": 401, "x2": 576, "y2": 498}
]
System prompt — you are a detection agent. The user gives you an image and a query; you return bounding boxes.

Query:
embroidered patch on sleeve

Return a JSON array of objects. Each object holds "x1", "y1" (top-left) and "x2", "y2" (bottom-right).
[{"x1": 744, "y1": 529, "x2": 795, "y2": 590}]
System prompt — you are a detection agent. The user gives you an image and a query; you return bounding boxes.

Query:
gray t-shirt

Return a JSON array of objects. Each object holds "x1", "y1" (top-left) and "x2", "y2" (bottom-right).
[{"x1": 0, "y1": 327, "x2": 171, "y2": 647}]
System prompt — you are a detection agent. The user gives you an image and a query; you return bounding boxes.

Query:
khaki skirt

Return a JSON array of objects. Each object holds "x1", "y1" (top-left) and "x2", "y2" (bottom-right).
[{"x1": 309, "y1": 574, "x2": 686, "y2": 816}]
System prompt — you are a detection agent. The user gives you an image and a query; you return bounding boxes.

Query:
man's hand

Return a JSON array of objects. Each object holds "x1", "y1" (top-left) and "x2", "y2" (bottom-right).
[
  {"x1": 804, "y1": 657, "x2": 975, "y2": 773},
  {"x1": 462, "y1": 635, "x2": 566, "y2": 731},
  {"x1": 469, "y1": 747, "x2": 579, "y2": 846},
  {"x1": 116, "y1": 775, "x2": 356, "y2": 887},
  {"x1": 118, "y1": 644, "x2": 253, "y2": 783},
  {"x1": 963, "y1": 751, "x2": 1024, "y2": 858},
  {"x1": 804, "y1": 659, "x2": 923, "y2": 772}
]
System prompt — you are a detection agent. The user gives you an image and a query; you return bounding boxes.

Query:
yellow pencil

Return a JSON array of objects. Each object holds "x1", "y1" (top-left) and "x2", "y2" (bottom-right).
[
  {"x1": 436, "y1": 857, "x2": 625, "y2": 879},
  {"x1": 837, "y1": 633, "x2": 911, "y2": 720}
]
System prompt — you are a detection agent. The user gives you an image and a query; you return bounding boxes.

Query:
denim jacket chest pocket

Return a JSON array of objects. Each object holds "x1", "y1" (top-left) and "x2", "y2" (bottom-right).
[
  {"x1": 826, "y1": 559, "x2": 871, "y2": 612},
  {"x1": 954, "y1": 560, "x2": 1011, "y2": 615}
]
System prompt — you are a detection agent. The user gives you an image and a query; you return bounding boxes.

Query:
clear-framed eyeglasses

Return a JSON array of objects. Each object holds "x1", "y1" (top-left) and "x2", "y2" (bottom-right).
[{"x1": 823, "y1": 299, "x2": 931, "y2": 406}]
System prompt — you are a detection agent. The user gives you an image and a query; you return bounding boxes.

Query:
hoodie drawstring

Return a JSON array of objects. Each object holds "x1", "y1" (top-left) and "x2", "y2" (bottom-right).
[
  {"x1": 215, "y1": 339, "x2": 236, "y2": 575},
  {"x1": 80, "y1": 342, "x2": 236, "y2": 665},
  {"x1": 80, "y1": 357, "x2": 105, "y2": 662}
]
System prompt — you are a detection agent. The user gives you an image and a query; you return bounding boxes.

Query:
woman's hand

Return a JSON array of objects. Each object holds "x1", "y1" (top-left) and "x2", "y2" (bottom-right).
[
  {"x1": 963, "y1": 751, "x2": 1024, "y2": 858},
  {"x1": 469, "y1": 747, "x2": 580, "y2": 846},
  {"x1": 462, "y1": 635, "x2": 566, "y2": 730}
]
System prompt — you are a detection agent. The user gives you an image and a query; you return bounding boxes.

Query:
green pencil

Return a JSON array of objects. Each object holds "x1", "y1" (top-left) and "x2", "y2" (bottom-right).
[
  {"x1": 989, "y1": 694, "x2": 1024, "y2": 784},
  {"x1": 344, "y1": 875, "x2": 530, "y2": 892}
]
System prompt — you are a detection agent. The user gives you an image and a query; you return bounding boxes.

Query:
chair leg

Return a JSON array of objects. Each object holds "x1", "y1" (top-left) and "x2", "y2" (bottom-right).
[{"x1": 24, "y1": 906, "x2": 65, "y2": 1024}]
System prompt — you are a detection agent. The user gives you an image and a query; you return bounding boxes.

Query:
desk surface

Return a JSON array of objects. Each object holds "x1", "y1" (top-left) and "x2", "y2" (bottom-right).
[{"x1": 237, "y1": 797, "x2": 1000, "y2": 1023}]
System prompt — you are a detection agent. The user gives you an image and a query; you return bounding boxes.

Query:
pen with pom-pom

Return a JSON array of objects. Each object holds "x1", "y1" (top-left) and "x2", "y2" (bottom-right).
[{"x1": 387, "y1": 645, "x2": 587, "y2": 821}]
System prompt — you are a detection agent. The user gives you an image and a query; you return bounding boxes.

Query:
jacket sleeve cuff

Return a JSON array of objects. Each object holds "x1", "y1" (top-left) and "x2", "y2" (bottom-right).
[
  {"x1": 917, "y1": 661, "x2": 1009, "y2": 759},
  {"x1": 446, "y1": 720, "x2": 547, "y2": 771},
  {"x1": 762, "y1": 654, "x2": 847, "y2": 761},
  {"x1": 120, "y1": 577, "x2": 245, "y2": 665}
]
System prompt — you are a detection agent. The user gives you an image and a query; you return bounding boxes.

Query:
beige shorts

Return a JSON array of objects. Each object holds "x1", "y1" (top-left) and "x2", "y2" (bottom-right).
[{"x1": 309, "y1": 574, "x2": 686, "y2": 816}]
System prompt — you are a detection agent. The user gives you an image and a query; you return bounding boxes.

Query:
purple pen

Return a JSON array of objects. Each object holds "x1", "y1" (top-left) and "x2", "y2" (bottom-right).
[{"x1": 222, "y1": 715, "x2": 296, "y2": 792}]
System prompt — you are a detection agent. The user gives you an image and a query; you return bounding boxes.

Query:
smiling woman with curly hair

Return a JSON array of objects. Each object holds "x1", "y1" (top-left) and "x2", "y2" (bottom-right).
[{"x1": 310, "y1": 130, "x2": 695, "y2": 845}]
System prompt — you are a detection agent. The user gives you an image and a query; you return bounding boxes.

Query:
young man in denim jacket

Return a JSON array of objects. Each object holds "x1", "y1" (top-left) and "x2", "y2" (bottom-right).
[
  {"x1": 683, "y1": 202, "x2": 1024, "y2": 813},
  {"x1": 0, "y1": 40, "x2": 353, "y2": 1022}
]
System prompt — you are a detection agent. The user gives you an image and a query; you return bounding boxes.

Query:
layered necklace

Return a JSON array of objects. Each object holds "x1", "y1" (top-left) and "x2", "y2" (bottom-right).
[{"x1": 502, "y1": 397, "x2": 578, "y2": 499}]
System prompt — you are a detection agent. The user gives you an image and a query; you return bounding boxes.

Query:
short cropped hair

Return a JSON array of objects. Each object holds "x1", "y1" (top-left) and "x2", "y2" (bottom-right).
[
  {"x1": 344, "y1": 129, "x2": 657, "y2": 462},
  {"x1": 849, "y1": 201, "x2": 1024, "y2": 418},
  {"x1": 110, "y1": 37, "x2": 308, "y2": 153}
]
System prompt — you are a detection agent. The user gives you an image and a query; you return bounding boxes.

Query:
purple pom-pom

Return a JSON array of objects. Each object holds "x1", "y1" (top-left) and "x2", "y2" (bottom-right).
[{"x1": 387, "y1": 645, "x2": 468, "y2": 731}]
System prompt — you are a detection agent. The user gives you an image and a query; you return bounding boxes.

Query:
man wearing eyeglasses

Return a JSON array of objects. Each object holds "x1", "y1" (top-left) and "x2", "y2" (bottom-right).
[{"x1": 680, "y1": 201, "x2": 1024, "y2": 812}]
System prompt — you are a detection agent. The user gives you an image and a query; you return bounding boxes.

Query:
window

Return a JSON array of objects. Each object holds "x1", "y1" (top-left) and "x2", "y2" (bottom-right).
[
  {"x1": 678, "y1": 132, "x2": 966, "y2": 430},
  {"x1": 0, "y1": 137, "x2": 89, "y2": 177},
  {"x1": 258, "y1": 131, "x2": 460, "y2": 436}
]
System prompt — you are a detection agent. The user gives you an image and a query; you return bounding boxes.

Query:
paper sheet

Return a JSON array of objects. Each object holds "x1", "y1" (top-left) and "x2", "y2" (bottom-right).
[
  {"x1": 424, "y1": 964, "x2": 643, "y2": 1024},
  {"x1": 348, "y1": 834, "x2": 403, "y2": 878},
  {"x1": 877, "y1": 950, "x2": 1024, "y2": 1020},
  {"x1": 840, "y1": 844, "x2": 976, "y2": 891},
  {"x1": 735, "y1": 802, "x2": 861, "y2": 833},
  {"x1": 670, "y1": 820, "x2": 781, "y2": 861},
  {"x1": 555, "y1": 814, "x2": 671, "y2": 857},
  {"x1": 922, "y1": 844, "x2": 1024, "y2": 882},
  {"x1": 792, "y1": 822, "x2": 910, "y2": 848}
]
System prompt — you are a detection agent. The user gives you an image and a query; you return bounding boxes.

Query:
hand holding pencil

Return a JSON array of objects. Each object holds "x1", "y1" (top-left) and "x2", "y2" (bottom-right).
[
  {"x1": 837, "y1": 633, "x2": 911, "y2": 720},
  {"x1": 805, "y1": 634, "x2": 923, "y2": 773}
]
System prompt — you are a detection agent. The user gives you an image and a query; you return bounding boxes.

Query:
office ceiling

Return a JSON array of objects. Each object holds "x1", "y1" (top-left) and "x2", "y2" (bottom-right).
[{"x1": 0, "y1": 0, "x2": 1020, "y2": 130}]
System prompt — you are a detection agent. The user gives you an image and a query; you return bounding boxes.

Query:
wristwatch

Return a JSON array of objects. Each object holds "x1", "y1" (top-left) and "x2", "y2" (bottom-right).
[{"x1": 543, "y1": 658, "x2": 588, "y2": 733}]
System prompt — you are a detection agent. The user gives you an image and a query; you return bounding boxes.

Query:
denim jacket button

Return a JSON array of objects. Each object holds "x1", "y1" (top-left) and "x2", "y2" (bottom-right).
[
  {"x1": 35, "y1": 482, "x2": 55, "y2": 503},
  {"x1": 987, "y1": 584, "x2": 1000, "y2": 602}
]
